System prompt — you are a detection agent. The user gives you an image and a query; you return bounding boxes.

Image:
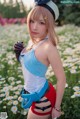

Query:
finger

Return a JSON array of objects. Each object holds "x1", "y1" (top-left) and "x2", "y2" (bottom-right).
[
  {"x1": 15, "y1": 42, "x2": 24, "y2": 46},
  {"x1": 17, "y1": 42, "x2": 24, "y2": 46},
  {"x1": 17, "y1": 41, "x2": 23, "y2": 43},
  {"x1": 14, "y1": 44, "x2": 24, "y2": 48},
  {"x1": 14, "y1": 45, "x2": 24, "y2": 50}
]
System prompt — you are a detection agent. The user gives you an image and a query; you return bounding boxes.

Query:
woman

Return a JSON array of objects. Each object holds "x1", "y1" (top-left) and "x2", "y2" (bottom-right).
[{"x1": 14, "y1": 0, "x2": 66, "y2": 119}]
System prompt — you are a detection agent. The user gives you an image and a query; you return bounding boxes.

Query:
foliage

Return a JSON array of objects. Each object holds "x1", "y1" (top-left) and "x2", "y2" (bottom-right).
[
  {"x1": 52, "y1": 0, "x2": 80, "y2": 26},
  {"x1": 0, "y1": 1, "x2": 27, "y2": 18}
]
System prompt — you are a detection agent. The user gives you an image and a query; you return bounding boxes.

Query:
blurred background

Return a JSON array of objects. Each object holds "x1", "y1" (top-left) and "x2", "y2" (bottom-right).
[{"x1": 0, "y1": 0, "x2": 80, "y2": 26}]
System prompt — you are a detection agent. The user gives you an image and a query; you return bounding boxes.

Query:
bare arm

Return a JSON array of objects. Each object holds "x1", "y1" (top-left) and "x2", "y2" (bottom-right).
[{"x1": 47, "y1": 43, "x2": 66, "y2": 117}]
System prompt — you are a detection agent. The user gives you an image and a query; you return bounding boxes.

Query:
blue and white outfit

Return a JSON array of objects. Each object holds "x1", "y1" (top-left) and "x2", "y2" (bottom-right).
[{"x1": 19, "y1": 38, "x2": 49, "y2": 109}]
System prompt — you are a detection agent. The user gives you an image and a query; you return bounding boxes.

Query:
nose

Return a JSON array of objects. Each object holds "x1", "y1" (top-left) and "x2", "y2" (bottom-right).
[{"x1": 33, "y1": 22, "x2": 38, "y2": 30}]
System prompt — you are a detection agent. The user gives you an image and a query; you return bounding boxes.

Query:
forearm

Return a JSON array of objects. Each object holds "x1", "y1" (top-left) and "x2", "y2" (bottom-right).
[{"x1": 54, "y1": 78, "x2": 66, "y2": 109}]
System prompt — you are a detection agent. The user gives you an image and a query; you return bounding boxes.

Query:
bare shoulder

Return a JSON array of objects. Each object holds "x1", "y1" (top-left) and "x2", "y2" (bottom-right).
[{"x1": 45, "y1": 39, "x2": 59, "y2": 56}]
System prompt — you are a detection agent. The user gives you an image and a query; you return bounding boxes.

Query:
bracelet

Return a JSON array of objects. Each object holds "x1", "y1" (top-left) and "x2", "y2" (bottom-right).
[{"x1": 54, "y1": 107, "x2": 61, "y2": 112}]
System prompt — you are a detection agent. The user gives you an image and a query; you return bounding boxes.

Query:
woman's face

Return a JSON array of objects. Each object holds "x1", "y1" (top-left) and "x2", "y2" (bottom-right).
[{"x1": 29, "y1": 15, "x2": 47, "y2": 41}]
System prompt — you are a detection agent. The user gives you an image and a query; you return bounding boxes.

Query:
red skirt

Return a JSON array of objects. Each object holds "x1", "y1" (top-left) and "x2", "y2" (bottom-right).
[{"x1": 31, "y1": 82, "x2": 56, "y2": 116}]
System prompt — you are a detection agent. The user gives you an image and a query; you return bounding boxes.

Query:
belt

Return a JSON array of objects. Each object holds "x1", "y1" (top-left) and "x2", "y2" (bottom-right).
[{"x1": 20, "y1": 80, "x2": 49, "y2": 109}]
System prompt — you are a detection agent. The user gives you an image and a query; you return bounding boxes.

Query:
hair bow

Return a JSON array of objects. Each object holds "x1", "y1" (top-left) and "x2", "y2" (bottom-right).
[{"x1": 35, "y1": 0, "x2": 50, "y2": 5}]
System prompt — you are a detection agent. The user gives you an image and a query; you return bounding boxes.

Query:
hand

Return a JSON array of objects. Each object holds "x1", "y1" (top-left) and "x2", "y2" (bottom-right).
[
  {"x1": 52, "y1": 108, "x2": 62, "y2": 119},
  {"x1": 14, "y1": 41, "x2": 24, "y2": 53},
  {"x1": 13, "y1": 41, "x2": 25, "y2": 61}
]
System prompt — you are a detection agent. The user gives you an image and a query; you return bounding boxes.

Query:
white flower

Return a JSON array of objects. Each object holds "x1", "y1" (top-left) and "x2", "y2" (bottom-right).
[
  {"x1": 11, "y1": 87, "x2": 18, "y2": 91},
  {"x1": 0, "y1": 93, "x2": 5, "y2": 97},
  {"x1": 7, "y1": 100, "x2": 13, "y2": 105},
  {"x1": 64, "y1": 48, "x2": 73, "y2": 54},
  {"x1": 63, "y1": 63, "x2": 68, "y2": 67},
  {"x1": 11, "y1": 106, "x2": 18, "y2": 114},
  {"x1": 3, "y1": 98, "x2": 7, "y2": 101},
  {"x1": 71, "y1": 95, "x2": 76, "y2": 98},
  {"x1": 73, "y1": 86, "x2": 80, "y2": 91},
  {"x1": 0, "y1": 101, "x2": 2, "y2": 104},
  {"x1": 13, "y1": 95, "x2": 18, "y2": 99},
  {"x1": 8, "y1": 77, "x2": 15, "y2": 81},
  {"x1": 65, "y1": 83, "x2": 68, "y2": 88},
  {"x1": 21, "y1": 110, "x2": 28, "y2": 115},
  {"x1": 11, "y1": 82, "x2": 15, "y2": 86},
  {"x1": 8, "y1": 85, "x2": 13, "y2": 89},
  {"x1": 74, "y1": 91, "x2": 80, "y2": 97},
  {"x1": 70, "y1": 69, "x2": 76, "y2": 74},
  {"x1": 6, "y1": 96, "x2": 13, "y2": 100},
  {"x1": 13, "y1": 100, "x2": 18, "y2": 105},
  {"x1": 3, "y1": 106, "x2": 6, "y2": 109},
  {"x1": 3, "y1": 87, "x2": 9, "y2": 92},
  {"x1": 0, "y1": 77, "x2": 5, "y2": 81},
  {"x1": 8, "y1": 60, "x2": 15, "y2": 65},
  {"x1": 17, "y1": 84, "x2": 23, "y2": 88},
  {"x1": 5, "y1": 91, "x2": 9, "y2": 97},
  {"x1": 18, "y1": 96, "x2": 23, "y2": 102},
  {"x1": 14, "y1": 91, "x2": 20, "y2": 95},
  {"x1": 16, "y1": 81, "x2": 22, "y2": 84}
]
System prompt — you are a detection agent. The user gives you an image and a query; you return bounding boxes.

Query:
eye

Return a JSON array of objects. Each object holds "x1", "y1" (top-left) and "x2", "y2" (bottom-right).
[
  {"x1": 40, "y1": 22, "x2": 45, "y2": 25},
  {"x1": 30, "y1": 19, "x2": 34, "y2": 23}
]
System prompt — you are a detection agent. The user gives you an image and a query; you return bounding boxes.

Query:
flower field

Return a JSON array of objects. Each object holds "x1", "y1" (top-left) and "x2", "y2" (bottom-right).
[{"x1": 0, "y1": 24, "x2": 80, "y2": 119}]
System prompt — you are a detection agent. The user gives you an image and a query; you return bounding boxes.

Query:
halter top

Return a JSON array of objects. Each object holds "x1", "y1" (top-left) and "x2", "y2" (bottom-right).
[{"x1": 19, "y1": 38, "x2": 48, "y2": 93}]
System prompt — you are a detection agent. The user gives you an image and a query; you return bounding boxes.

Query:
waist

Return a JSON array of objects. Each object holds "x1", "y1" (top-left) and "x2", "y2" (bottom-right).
[
  {"x1": 21, "y1": 80, "x2": 49, "y2": 109},
  {"x1": 22, "y1": 63, "x2": 47, "y2": 93},
  {"x1": 23, "y1": 85, "x2": 49, "y2": 95},
  {"x1": 21, "y1": 80, "x2": 49, "y2": 98},
  {"x1": 24, "y1": 78, "x2": 47, "y2": 93}
]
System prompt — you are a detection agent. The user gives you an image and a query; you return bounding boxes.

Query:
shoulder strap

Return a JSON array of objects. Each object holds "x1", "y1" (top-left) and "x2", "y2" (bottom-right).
[{"x1": 33, "y1": 37, "x2": 48, "y2": 50}]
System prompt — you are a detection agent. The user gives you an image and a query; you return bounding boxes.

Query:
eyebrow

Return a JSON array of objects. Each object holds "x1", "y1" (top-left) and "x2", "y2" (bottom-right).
[{"x1": 39, "y1": 20, "x2": 45, "y2": 22}]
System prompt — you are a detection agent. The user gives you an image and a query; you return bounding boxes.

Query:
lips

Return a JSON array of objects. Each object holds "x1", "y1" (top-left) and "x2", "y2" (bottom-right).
[{"x1": 31, "y1": 31, "x2": 39, "y2": 35}]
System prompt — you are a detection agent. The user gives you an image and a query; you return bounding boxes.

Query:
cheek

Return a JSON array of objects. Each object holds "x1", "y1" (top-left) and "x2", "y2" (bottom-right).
[
  {"x1": 29, "y1": 24, "x2": 33, "y2": 32},
  {"x1": 40, "y1": 25, "x2": 46, "y2": 30},
  {"x1": 42, "y1": 27, "x2": 47, "y2": 34}
]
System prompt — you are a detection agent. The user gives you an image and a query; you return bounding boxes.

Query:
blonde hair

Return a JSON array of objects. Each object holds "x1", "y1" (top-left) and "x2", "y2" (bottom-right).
[{"x1": 27, "y1": 6, "x2": 59, "y2": 46}]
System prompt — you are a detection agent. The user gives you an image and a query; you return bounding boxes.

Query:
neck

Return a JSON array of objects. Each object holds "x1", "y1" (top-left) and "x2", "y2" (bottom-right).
[{"x1": 34, "y1": 36, "x2": 48, "y2": 44}]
